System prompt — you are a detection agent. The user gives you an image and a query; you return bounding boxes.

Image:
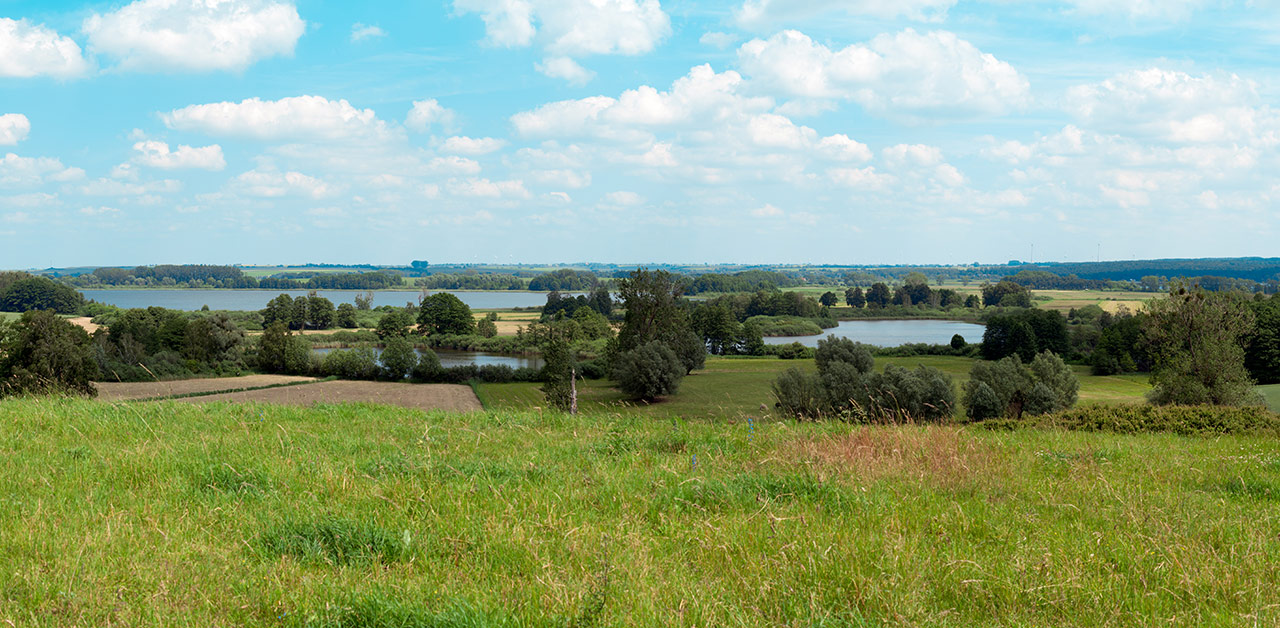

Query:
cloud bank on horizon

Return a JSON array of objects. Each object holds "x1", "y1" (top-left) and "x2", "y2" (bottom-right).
[{"x1": 0, "y1": 0, "x2": 1275, "y2": 266}]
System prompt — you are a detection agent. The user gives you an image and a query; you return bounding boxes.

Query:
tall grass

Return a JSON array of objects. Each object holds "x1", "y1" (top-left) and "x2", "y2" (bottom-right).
[{"x1": 1, "y1": 397, "x2": 1278, "y2": 625}]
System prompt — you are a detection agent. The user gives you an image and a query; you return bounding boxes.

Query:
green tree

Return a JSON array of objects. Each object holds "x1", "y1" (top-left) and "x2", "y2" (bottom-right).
[
  {"x1": 614, "y1": 340, "x2": 684, "y2": 401},
  {"x1": 844, "y1": 287, "x2": 865, "y2": 308},
  {"x1": 540, "y1": 335, "x2": 575, "y2": 411},
  {"x1": 819, "y1": 291, "x2": 838, "y2": 307},
  {"x1": 261, "y1": 294, "x2": 300, "y2": 330},
  {"x1": 1245, "y1": 294, "x2": 1280, "y2": 384},
  {"x1": 306, "y1": 294, "x2": 335, "y2": 330},
  {"x1": 257, "y1": 322, "x2": 289, "y2": 373},
  {"x1": 335, "y1": 303, "x2": 358, "y2": 328},
  {"x1": 963, "y1": 352, "x2": 1078, "y2": 420},
  {"x1": 616, "y1": 268, "x2": 688, "y2": 352},
  {"x1": 380, "y1": 335, "x2": 417, "y2": 380},
  {"x1": 376, "y1": 309, "x2": 412, "y2": 339},
  {"x1": 417, "y1": 293, "x2": 475, "y2": 336},
  {"x1": 865, "y1": 283, "x2": 891, "y2": 308},
  {"x1": 0, "y1": 310, "x2": 98, "y2": 396},
  {"x1": 981, "y1": 281, "x2": 1032, "y2": 308},
  {"x1": 0, "y1": 277, "x2": 85, "y2": 314},
  {"x1": 476, "y1": 313, "x2": 499, "y2": 338},
  {"x1": 1145, "y1": 286, "x2": 1258, "y2": 406}
]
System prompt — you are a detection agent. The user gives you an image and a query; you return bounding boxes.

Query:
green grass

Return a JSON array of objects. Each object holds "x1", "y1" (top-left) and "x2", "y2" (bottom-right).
[
  {"x1": 1258, "y1": 384, "x2": 1280, "y2": 412},
  {"x1": 2, "y1": 397, "x2": 1279, "y2": 625},
  {"x1": 477, "y1": 355, "x2": 1152, "y2": 419},
  {"x1": 0, "y1": 311, "x2": 20, "y2": 322}
]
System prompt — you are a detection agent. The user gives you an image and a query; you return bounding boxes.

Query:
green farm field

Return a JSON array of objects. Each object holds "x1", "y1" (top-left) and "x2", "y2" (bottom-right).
[
  {"x1": 2, "y1": 397, "x2": 1278, "y2": 626},
  {"x1": 475, "y1": 355, "x2": 1154, "y2": 419}
]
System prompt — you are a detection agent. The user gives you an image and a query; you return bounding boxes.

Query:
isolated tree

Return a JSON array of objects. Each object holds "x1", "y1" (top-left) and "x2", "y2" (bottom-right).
[
  {"x1": 1145, "y1": 285, "x2": 1257, "y2": 406},
  {"x1": 476, "y1": 314, "x2": 498, "y2": 338},
  {"x1": 819, "y1": 291, "x2": 838, "y2": 307},
  {"x1": 417, "y1": 293, "x2": 475, "y2": 336},
  {"x1": 540, "y1": 335, "x2": 575, "y2": 411},
  {"x1": 616, "y1": 268, "x2": 688, "y2": 352},
  {"x1": 0, "y1": 310, "x2": 98, "y2": 396},
  {"x1": 614, "y1": 340, "x2": 685, "y2": 401}
]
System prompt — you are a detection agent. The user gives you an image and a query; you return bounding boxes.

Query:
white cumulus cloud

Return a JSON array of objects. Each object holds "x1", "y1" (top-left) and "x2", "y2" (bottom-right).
[
  {"x1": 442, "y1": 136, "x2": 506, "y2": 155},
  {"x1": 406, "y1": 99, "x2": 457, "y2": 133},
  {"x1": 0, "y1": 114, "x2": 31, "y2": 145},
  {"x1": 0, "y1": 18, "x2": 90, "y2": 78},
  {"x1": 133, "y1": 140, "x2": 226, "y2": 170},
  {"x1": 163, "y1": 95, "x2": 395, "y2": 142},
  {"x1": 234, "y1": 169, "x2": 338, "y2": 199},
  {"x1": 735, "y1": 0, "x2": 955, "y2": 28},
  {"x1": 0, "y1": 153, "x2": 85, "y2": 187},
  {"x1": 1065, "y1": 68, "x2": 1277, "y2": 145},
  {"x1": 737, "y1": 29, "x2": 1030, "y2": 118},
  {"x1": 536, "y1": 56, "x2": 595, "y2": 85},
  {"x1": 83, "y1": 0, "x2": 305, "y2": 72}
]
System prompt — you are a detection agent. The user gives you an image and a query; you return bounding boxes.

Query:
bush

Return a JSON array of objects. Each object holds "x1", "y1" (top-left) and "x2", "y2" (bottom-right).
[
  {"x1": 772, "y1": 367, "x2": 827, "y2": 420},
  {"x1": 410, "y1": 349, "x2": 442, "y2": 382},
  {"x1": 1011, "y1": 404, "x2": 1280, "y2": 436},
  {"x1": 770, "y1": 342, "x2": 814, "y2": 360},
  {"x1": 380, "y1": 336, "x2": 417, "y2": 380},
  {"x1": 0, "y1": 310, "x2": 98, "y2": 396},
  {"x1": 963, "y1": 352, "x2": 1078, "y2": 421},
  {"x1": 614, "y1": 341, "x2": 684, "y2": 401},
  {"x1": 814, "y1": 336, "x2": 873, "y2": 374},
  {"x1": 321, "y1": 347, "x2": 378, "y2": 380}
]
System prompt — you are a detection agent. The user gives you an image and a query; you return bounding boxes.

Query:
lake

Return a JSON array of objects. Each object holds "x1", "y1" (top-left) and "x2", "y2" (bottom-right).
[
  {"x1": 80, "y1": 289, "x2": 568, "y2": 311},
  {"x1": 313, "y1": 347, "x2": 544, "y2": 370},
  {"x1": 763, "y1": 320, "x2": 986, "y2": 348}
]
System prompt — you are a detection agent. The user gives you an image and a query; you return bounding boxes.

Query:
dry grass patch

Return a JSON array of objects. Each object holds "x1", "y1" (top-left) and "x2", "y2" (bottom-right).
[
  {"x1": 790, "y1": 425, "x2": 995, "y2": 485},
  {"x1": 94, "y1": 375, "x2": 317, "y2": 401},
  {"x1": 181, "y1": 380, "x2": 483, "y2": 412}
]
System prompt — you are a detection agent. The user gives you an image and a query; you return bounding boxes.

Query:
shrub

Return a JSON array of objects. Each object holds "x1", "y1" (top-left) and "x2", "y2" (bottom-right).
[
  {"x1": 0, "y1": 310, "x2": 98, "y2": 397},
  {"x1": 614, "y1": 341, "x2": 684, "y2": 401},
  {"x1": 1014, "y1": 404, "x2": 1280, "y2": 436},
  {"x1": 772, "y1": 367, "x2": 827, "y2": 420},
  {"x1": 814, "y1": 336, "x2": 873, "y2": 374},
  {"x1": 963, "y1": 352, "x2": 1078, "y2": 421},
  {"x1": 379, "y1": 336, "x2": 417, "y2": 380},
  {"x1": 411, "y1": 348, "x2": 442, "y2": 382},
  {"x1": 772, "y1": 342, "x2": 813, "y2": 360},
  {"x1": 322, "y1": 347, "x2": 378, "y2": 380}
]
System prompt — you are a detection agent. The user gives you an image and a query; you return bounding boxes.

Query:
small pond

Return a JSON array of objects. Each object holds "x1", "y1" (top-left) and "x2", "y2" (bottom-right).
[
  {"x1": 313, "y1": 346, "x2": 543, "y2": 370},
  {"x1": 763, "y1": 319, "x2": 986, "y2": 348}
]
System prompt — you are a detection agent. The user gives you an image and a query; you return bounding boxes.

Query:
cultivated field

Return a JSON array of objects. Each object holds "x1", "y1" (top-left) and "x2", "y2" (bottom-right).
[
  {"x1": 1, "y1": 398, "x2": 1277, "y2": 625},
  {"x1": 94, "y1": 375, "x2": 317, "y2": 401},
  {"x1": 181, "y1": 380, "x2": 483, "y2": 413}
]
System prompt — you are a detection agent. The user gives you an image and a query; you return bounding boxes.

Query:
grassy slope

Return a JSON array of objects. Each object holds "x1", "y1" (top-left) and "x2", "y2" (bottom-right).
[
  {"x1": 1258, "y1": 383, "x2": 1280, "y2": 412},
  {"x1": 476, "y1": 356, "x2": 1153, "y2": 419},
  {"x1": 1, "y1": 398, "x2": 1278, "y2": 626}
]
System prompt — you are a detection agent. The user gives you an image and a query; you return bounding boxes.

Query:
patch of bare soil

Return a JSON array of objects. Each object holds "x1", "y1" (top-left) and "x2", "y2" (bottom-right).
[
  {"x1": 67, "y1": 317, "x2": 101, "y2": 334},
  {"x1": 95, "y1": 375, "x2": 317, "y2": 401},
  {"x1": 180, "y1": 380, "x2": 483, "y2": 413}
]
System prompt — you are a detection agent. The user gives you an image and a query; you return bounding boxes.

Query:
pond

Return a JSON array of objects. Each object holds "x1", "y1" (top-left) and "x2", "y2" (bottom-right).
[
  {"x1": 80, "y1": 289, "x2": 572, "y2": 311},
  {"x1": 763, "y1": 319, "x2": 986, "y2": 348},
  {"x1": 313, "y1": 346, "x2": 543, "y2": 370}
]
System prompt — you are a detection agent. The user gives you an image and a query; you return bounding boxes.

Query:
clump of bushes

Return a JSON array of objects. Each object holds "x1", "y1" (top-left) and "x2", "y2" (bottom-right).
[
  {"x1": 772, "y1": 336, "x2": 956, "y2": 423},
  {"x1": 1001, "y1": 404, "x2": 1280, "y2": 436},
  {"x1": 962, "y1": 352, "x2": 1078, "y2": 421},
  {"x1": 613, "y1": 340, "x2": 685, "y2": 401}
]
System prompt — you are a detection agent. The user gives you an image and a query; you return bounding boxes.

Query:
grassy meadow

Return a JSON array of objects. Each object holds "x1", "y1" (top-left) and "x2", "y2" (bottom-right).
[
  {"x1": 2, "y1": 397, "x2": 1278, "y2": 626},
  {"x1": 476, "y1": 355, "x2": 1153, "y2": 420}
]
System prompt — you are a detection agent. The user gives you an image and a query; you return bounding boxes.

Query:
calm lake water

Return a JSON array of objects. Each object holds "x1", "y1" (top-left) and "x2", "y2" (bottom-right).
[
  {"x1": 313, "y1": 347, "x2": 544, "y2": 370},
  {"x1": 80, "y1": 289, "x2": 568, "y2": 311},
  {"x1": 763, "y1": 320, "x2": 986, "y2": 348}
]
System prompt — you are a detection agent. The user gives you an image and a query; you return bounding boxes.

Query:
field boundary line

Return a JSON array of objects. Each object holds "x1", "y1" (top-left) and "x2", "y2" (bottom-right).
[{"x1": 125, "y1": 376, "x2": 338, "y2": 403}]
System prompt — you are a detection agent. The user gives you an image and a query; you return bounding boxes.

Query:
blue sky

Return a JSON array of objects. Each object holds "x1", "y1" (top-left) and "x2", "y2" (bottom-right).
[{"x1": 1, "y1": 0, "x2": 1278, "y2": 268}]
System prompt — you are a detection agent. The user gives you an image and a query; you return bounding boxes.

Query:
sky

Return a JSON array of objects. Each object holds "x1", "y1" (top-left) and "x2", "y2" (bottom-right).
[{"x1": 1, "y1": 0, "x2": 1279, "y2": 268}]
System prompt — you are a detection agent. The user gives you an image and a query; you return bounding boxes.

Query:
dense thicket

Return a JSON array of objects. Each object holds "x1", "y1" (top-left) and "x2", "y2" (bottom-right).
[
  {"x1": 0, "y1": 310, "x2": 98, "y2": 396},
  {"x1": 963, "y1": 353, "x2": 1078, "y2": 421},
  {"x1": 773, "y1": 336, "x2": 956, "y2": 422},
  {"x1": 0, "y1": 276, "x2": 86, "y2": 314},
  {"x1": 93, "y1": 307, "x2": 248, "y2": 381},
  {"x1": 981, "y1": 309, "x2": 1068, "y2": 362}
]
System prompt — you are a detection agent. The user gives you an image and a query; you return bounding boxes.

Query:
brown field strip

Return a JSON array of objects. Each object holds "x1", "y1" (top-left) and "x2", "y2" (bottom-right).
[
  {"x1": 178, "y1": 380, "x2": 484, "y2": 413},
  {"x1": 94, "y1": 375, "x2": 318, "y2": 401}
]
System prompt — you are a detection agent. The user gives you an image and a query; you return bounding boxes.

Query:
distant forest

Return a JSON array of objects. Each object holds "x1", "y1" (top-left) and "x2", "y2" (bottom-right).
[{"x1": 28, "y1": 257, "x2": 1280, "y2": 294}]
